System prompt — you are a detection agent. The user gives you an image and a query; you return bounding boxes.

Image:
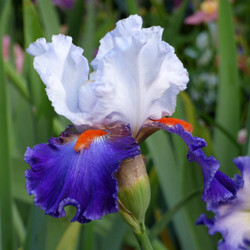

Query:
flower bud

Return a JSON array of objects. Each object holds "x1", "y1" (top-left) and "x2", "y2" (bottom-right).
[{"x1": 115, "y1": 154, "x2": 151, "y2": 233}]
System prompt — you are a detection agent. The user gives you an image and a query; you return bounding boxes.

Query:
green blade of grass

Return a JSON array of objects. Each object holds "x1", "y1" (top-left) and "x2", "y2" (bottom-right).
[
  {"x1": 56, "y1": 223, "x2": 81, "y2": 250},
  {"x1": 94, "y1": 213, "x2": 126, "y2": 250},
  {"x1": 4, "y1": 61, "x2": 29, "y2": 101},
  {"x1": 213, "y1": 0, "x2": 240, "y2": 174},
  {"x1": 81, "y1": 0, "x2": 95, "y2": 62},
  {"x1": 149, "y1": 189, "x2": 202, "y2": 240},
  {"x1": 24, "y1": 0, "x2": 54, "y2": 141},
  {"x1": 81, "y1": 223, "x2": 95, "y2": 250},
  {"x1": 37, "y1": 0, "x2": 60, "y2": 38},
  {"x1": 151, "y1": 239, "x2": 169, "y2": 250},
  {"x1": 68, "y1": 0, "x2": 85, "y2": 42},
  {"x1": 23, "y1": 1, "x2": 50, "y2": 249},
  {"x1": 13, "y1": 202, "x2": 26, "y2": 245},
  {"x1": 23, "y1": 207, "x2": 48, "y2": 250},
  {"x1": 125, "y1": 0, "x2": 138, "y2": 15},
  {"x1": 164, "y1": 0, "x2": 187, "y2": 47},
  {"x1": 12, "y1": 158, "x2": 32, "y2": 204},
  {"x1": 0, "y1": 0, "x2": 14, "y2": 249}
]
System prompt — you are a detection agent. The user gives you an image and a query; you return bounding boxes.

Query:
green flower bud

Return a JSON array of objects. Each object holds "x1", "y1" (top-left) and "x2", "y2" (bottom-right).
[{"x1": 115, "y1": 154, "x2": 151, "y2": 233}]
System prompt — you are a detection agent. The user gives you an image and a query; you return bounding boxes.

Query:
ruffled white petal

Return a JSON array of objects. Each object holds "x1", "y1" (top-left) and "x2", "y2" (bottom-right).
[
  {"x1": 209, "y1": 157, "x2": 250, "y2": 249},
  {"x1": 27, "y1": 16, "x2": 188, "y2": 133},
  {"x1": 83, "y1": 15, "x2": 188, "y2": 135},
  {"x1": 91, "y1": 14, "x2": 143, "y2": 69},
  {"x1": 27, "y1": 38, "x2": 49, "y2": 56},
  {"x1": 211, "y1": 207, "x2": 250, "y2": 250},
  {"x1": 27, "y1": 34, "x2": 90, "y2": 126}
]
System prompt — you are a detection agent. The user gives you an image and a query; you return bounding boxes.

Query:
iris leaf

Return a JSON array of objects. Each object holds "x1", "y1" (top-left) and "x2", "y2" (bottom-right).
[
  {"x1": 125, "y1": 0, "x2": 138, "y2": 14},
  {"x1": 13, "y1": 202, "x2": 26, "y2": 245},
  {"x1": 0, "y1": 0, "x2": 14, "y2": 249},
  {"x1": 94, "y1": 214, "x2": 126, "y2": 250},
  {"x1": 4, "y1": 61, "x2": 29, "y2": 101},
  {"x1": 23, "y1": 1, "x2": 51, "y2": 249},
  {"x1": 151, "y1": 239, "x2": 169, "y2": 250},
  {"x1": 80, "y1": 223, "x2": 95, "y2": 250},
  {"x1": 213, "y1": 0, "x2": 240, "y2": 174},
  {"x1": 23, "y1": 207, "x2": 48, "y2": 250},
  {"x1": 36, "y1": 0, "x2": 60, "y2": 39},
  {"x1": 68, "y1": 0, "x2": 85, "y2": 42},
  {"x1": 164, "y1": 0, "x2": 187, "y2": 47},
  {"x1": 12, "y1": 158, "x2": 32, "y2": 204},
  {"x1": 56, "y1": 223, "x2": 81, "y2": 250},
  {"x1": 81, "y1": 0, "x2": 95, "y2": 62},
  {"x1": 149, "y1": 188, "x2": 202, "y2": 240}
]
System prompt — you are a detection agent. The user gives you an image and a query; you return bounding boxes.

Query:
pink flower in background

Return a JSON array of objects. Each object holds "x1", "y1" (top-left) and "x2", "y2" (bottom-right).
[
  {"x1": 185, "y1": 0, "x2": 218, "y2": 25},
  {"x1": 52, "y1": 0, "x2": 76, "y2": 9},
  {"x1": 2, "y1": 35, "x2": 24, "y2": 74},
  {"x1": 14, "y1": 44, "x2": 24, "y2": 74},
  {"x1": 2, "y1": 35, "x2": 10, "y2": 60}
]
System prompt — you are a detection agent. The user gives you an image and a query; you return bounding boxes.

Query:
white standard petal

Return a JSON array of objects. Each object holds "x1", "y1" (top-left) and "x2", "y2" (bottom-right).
[
  {"x1": 27, "y1": 34, "x2": 90, "y2": 126},
  {"x1": 91, "y1": 14, "x2": 142, "y2": 69},
  {"x1": 81, "y1": 16, "x2": 188, "y2": 135}
]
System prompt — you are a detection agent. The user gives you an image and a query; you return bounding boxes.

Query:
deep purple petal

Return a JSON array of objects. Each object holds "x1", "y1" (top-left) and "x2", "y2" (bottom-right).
[
  {"x1": 234, "y1": 156, "x2": 250, "y2": 175},
  {"x1": 196, "y1": 214, "x2": 214, "y2": 227},
  {"x1": 141, "y1": 121, "x2": 237, "y2": 204},
  {"x1": 204, "y1": 170, "x2": 238, "y2": 204},
  {"x1": 25, "y1": 124, "x2": 140, "y2": 223}
]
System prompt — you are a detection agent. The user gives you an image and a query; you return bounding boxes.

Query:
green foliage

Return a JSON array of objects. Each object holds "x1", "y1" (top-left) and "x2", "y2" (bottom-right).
[
  {"x1": 1, "y1": 0, "x2": 249, "y2": 249},
  {"x1": 0, "y1": 0, "x2": 14, "y2": 249},
  {"x1": 214, "y1": 0, "x2": 240, "y2": 175}
]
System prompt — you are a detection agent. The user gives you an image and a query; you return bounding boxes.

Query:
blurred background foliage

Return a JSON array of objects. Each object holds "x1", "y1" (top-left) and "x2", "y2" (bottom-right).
[{"x1": 0, "y1": 0, "x2": 250, "y2": 249}]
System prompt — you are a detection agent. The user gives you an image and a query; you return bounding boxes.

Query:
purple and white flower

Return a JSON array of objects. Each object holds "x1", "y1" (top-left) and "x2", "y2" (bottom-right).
[
  {"x1": 197, "y1": 156, "x2": 250, "y2": 250},
  {"x1": 25, "y1": 15, "x2": 237, "y2": 223}
]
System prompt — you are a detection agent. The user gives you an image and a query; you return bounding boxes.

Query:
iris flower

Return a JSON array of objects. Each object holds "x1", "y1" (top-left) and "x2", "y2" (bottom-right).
[
  {"x1": 197, "y1": 156, "x2": 250, "y2": 250},
  {"x1": 24, "y1": 15, "x2": 237, "y2": 223}
]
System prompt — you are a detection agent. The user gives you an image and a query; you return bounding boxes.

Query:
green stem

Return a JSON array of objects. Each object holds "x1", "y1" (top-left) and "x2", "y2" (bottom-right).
[{"x1": 134, "y1": 226, "x2": 153, "y2": 250}]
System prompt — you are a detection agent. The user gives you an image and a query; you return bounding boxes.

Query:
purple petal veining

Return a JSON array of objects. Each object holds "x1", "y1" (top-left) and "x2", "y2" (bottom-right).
[{"x1": 25, "y1": 124, "x2": 140, "y2": 223}]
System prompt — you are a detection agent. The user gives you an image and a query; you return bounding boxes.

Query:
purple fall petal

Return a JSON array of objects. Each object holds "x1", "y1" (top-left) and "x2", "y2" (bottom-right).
[
  {"x1": 141, "y1": 121, "x2": 237, "y2": 204},
  {"x1": 25, "y1": 124, "x2": 140, "y2": 223}
]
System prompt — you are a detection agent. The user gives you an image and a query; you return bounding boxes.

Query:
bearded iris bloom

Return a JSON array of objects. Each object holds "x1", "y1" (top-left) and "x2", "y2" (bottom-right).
[
  {"x1": 197, "y1": 156, "x2": 250, "y2": 250},
  {"x1": 24, "y1": 15, "x2": 237, "y2": 224}
]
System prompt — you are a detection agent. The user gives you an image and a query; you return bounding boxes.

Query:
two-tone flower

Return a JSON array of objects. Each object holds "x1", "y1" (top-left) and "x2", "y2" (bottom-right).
[
  {"x1": 24, "y1": 15, "x2": 237, "y2": 224},
  {"x1": 198, "y1": 156, "x2": 250, "y2": 250}
]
